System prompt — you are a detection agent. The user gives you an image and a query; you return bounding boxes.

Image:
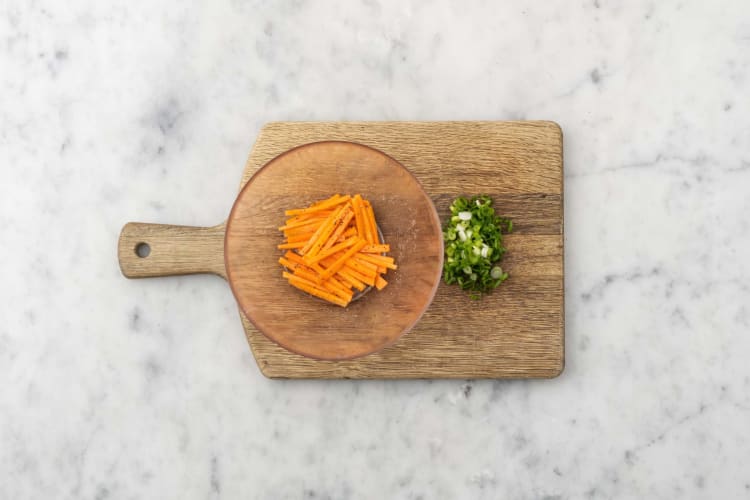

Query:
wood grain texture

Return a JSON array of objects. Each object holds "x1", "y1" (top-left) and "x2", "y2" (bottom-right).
[
  {"x1": 238, "y1": 121, "x2": 564, "y2": 378},
  {"x1": 118, "y1": 222, "x2": 226, "y2": 278},
  {"x1": 223, "y1": 141, "x2": 443, "y2": 361}
]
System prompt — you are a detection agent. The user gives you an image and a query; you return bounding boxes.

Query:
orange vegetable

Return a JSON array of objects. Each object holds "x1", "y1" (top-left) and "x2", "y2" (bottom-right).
[
  {"x1": 354, "y1": 253, "x2": 398, "y2": 270},
  {"x1": 361, "y1": 244, "x2": 390, "y2": 253},
  {"x1": 279, "y1": 257, "x2": 353, "y2": 301},
  {"x1": 278, "y1": 194, "x2": 396, "y2": 306},
  {"x1": 363, "y1": 200, "x2": 379, "y2": 244},
  {"x1": 299, "y1": 204, "x2": 345, "y2": 256},
  {"x1": 336, "y1": 268, "x2": 367, "y2": 291},
  {"x1": 375, "y1": 275, "x2": 388, "y2": 290},
  {"x1": 305, "y1": 205, "x2": 353, "y2": 260},
  {"x1": 321, "y1": 207, "x2": 355, "y2": 253},
  {"x1": 285, "y1": 195, "x2": 351, "y2": 216},
  {"x1": 283, "y1": 272, "x2": 349, "y2": 307},
  {"x1": 306, "y1": 236, "x2": 358, "y2": 265},
  {"x1": 321, "y1": 239, "x2": 367, "y2": 281},
  {"x1": 285, "y1": 231, "x2": 317, "y2": 244},
  {"x1": 352, "y1": 194, "x2": 367, "y2": 242},
  {"x1": 342, "y1": 263, "x2": 376, "y2": 286}
]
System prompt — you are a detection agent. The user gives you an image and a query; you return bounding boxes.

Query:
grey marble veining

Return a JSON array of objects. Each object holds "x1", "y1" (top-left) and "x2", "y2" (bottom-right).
[{"x1": 2, "y1": 0, "x2": 750, "y2": 498}]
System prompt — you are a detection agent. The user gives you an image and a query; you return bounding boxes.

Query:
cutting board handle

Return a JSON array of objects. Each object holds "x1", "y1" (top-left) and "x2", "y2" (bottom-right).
[{"x1": 118, "y1": 222, "x2": 227, "y2": 279}]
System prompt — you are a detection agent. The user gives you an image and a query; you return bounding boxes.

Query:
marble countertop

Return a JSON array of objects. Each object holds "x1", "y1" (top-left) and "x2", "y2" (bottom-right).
[{"x1": 3, "y1": 1, "x2": 750, "y2": 498}]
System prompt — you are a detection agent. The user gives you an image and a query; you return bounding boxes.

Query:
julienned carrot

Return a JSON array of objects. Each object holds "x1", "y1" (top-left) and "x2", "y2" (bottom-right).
[
  {"x1": 306, "y1": 205, "x2": 352, "y2": 260},
  {"x1": 279, "y1": 215, "x2": 330, "y2": 231},
  {"x1": 300, "y1": 204, "x2": 345, "y2": 255},
  {"x1": 363, "y1": 201, "x2": 379, "y2": 244},
  {"x1": 286, "y1": 251, "x2": 330, "y2": 282},
  {"x1": 336, "y1": 268, "x2": 367, "y2": 291},
  {"x1": 361, "y1": 244, "x2": 390, "y2": 254},
  {"x1": 281, "y1": 214, "x2": 333, "y2": 231},
  {"x1": 352, "y1": 195, "x2": 366, "y2": 241},
  {"x1": 346, "y1": 258, "x2": 378, "y2": 277},
  {"x1": 350, "y1": 255, "x2": 379, "y2": 270},
  {"x1": 285, "y1": 195, "x2": 351, "y2": 216},
  {"x1": 360, "y1": 200, "x2": 374, "y2": 243},
  {"x1": 312, "y1": 194, "x2": 340, "y2": 205},
  {"x1": 279, "y1": 257, "x2": 353, "y2": 300},
  {"x1": 306, "y1": 236, "x2": 358, "y2": 264},
  {"x1": 283, "y1": 272, "x2": 349, "y2": 307},
  {"x1": 320, "y1": 239, "x2": 368, "y2": 282},
  {"x1": 327, "y1": 275, "x2": 354, "y2": 298},
  {"x1": 278, "y1": 194, "x2": 396, "y2": 305},
  {"x1": 375, "y1": 275, "x2": 388, "y2": 290},
  {"x1": 285, "y1": 231, "x2": 318, "y2": 244},
  {"x1": 319, "y1": 253, "x2": 371, "y2": 290},
  {"x1": 343, "y1": 264, "x2": 376, "y2": 286},
  {"x1": 357, "y1": 253, "x2": 394, "y2": 264},
  {"x1": 354, "y1": 253, "x2": 398, "y2": 270},
  {"x1": 284, "y1": 222, "x2": 324, "y2": 234},
  {"x1": 321, "y1": 207, "x2": 355, "y2": 253}
]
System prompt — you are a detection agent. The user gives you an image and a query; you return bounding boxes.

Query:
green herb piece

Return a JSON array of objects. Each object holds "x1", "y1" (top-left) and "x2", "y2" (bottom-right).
[{"x1": 442, "y1": 195, "x2": 512, "y2": 299}]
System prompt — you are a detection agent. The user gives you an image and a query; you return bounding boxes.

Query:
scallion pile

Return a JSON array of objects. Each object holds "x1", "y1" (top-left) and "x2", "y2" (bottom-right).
[{"x1": 442, "y1": 195, "x2": 512, "y2": 298}]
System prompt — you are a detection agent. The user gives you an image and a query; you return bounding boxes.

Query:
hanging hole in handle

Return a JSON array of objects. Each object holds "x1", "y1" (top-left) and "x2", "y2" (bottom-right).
[{"x1": 135, "y1": 242, "x2": 151, "y2": 258}]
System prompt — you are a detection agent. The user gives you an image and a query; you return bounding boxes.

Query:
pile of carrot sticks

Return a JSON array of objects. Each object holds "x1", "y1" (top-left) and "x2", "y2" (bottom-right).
[{"x1": 278, "y1": 194, "x2": 397, "y2": 307}]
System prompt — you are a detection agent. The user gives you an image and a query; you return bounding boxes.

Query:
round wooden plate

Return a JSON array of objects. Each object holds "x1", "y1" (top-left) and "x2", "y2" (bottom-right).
[{"x1": 224, "y1": 141, "x2": 443, "y2": 360}]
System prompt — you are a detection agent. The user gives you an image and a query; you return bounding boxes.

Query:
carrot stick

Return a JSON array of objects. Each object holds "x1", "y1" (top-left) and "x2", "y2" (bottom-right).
[
  {"x1": 336, "y1": 268, "x2": 366, "y2": 291},
  {"x1": 283, "y1": 272, "x2": 349, "y2": 307},
  {"x1": 279, "y1": 215, "x2": 329, "y2": 231},
  {"x1": 285, "y1": 195, "x2": 351, "y2": 216},
  {"x1": 320, "y1": 206, "x2": 355, "y2": 253},
  {"x1": 326, "y1": 275, "x2": 354, "y2": 299},
  {"x1": 375, "y1": 275, "x2": 388, "y2": 290},
  {"x1": 283, "y1": 250, "x2": 306, "y2": 265},
  {"x1": 285, "y1": 232, "x2": 317, "y2": 244},
  {"x1": 316, "y1": 254, "x2": 368, "y2": 291},
  {"x1": 320, "y1": 239, "x2": 367, "y2": 282},
  {"x1": 346, "y1": 258, "x2": 378, "y2": 277},
  {"x1": 359, "y1": 199, "x2": 374, "y2": 243},
  {"x1": 343, "y1": 263, "x2": 376, "y2": 286},
  {"x1": 307, "y1": 204, "x2": 353, "y2": 259},
  {"x1": 358, "y1": 253, "x2": 394, "y2": 264},
  {"x1": 350, "y1": 255, "x2": 379, "y2": 271},
  {"x1": 280, "y1": 257, "x2": 352, "y2": 300},
  {"x1": 300, "y1": 204, "x2": 345, "y2": 256},
  {"x1": 338, "y1": 227, "x2": 358, "y2": 242},
  {"x1": 279, "y1": 194, "x2": 397, "y2": 306},
  {"x1": 360, "y1": 244, "x2": 390, "y2": 254},
  {"x1": 311, "y1": 194, "x2": 341, "y2": 206},
  {"x1": 285, "y1": 251, "x2": 329, "y2": 280},
  {"x1": 284, "y1": 197, "x2": 339, "y2": 218},
  {"x1": 310, "y1": 273, "x2": 353, "y2": 300},
  {"x1": 279, "y1": 257, "x2": 352, "y2": 298},
  {"x1": 363, "y1": 201, "x2": 379, "y2": 244},
  {"x1": 278, "y1": 256, "x2": 305, "y2": 272},
  {"x1": 352, "y1": 194, "x2": 367, "y2": 241},
  {"x1": 284, "y1": 231, "x2": 320, "y2": 243},
  {"x1": 354, "y1": 253, "x2": 397, "y2": 270},
  {"x1": 306, "y1": 236, "x2": 358, "y2": 265}
]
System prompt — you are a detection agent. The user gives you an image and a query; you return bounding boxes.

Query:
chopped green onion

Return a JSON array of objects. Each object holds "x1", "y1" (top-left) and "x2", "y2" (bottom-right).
[{"x1": 442, "y1": 195, "x2": 512, "y2": 297}]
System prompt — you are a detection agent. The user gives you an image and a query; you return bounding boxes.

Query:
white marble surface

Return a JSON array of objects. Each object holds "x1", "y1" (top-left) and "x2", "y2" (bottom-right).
[{"x1": 2, "y1": 0, "x2": 750, "y2": 498}]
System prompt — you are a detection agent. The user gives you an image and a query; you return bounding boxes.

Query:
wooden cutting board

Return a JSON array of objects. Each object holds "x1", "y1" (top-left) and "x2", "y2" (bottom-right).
[{"x1": 238, "y1": 121, "x2": 564, "y2": 378}]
